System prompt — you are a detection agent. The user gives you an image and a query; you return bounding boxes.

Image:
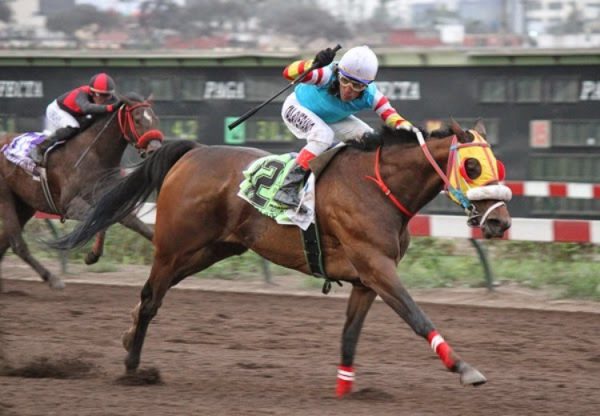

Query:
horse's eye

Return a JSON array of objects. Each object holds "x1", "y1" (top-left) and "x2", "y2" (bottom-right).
[{"x1": 462, "y1": 158, "x2": 482, "y2": 180}]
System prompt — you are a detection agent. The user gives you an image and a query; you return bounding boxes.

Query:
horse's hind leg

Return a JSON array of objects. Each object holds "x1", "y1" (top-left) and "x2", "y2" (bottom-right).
[
  {"x1": 337, "y1": 283, "x2": 377, "y2": 397},
  {"x1": 84, "y1": 231, "x2": 105, "y2": 265},
  {"x1": 84, "y1": 214, "x2": 152, "y2": 265},
  {"x1": 123, "y1": 243, "x2": 247, "y2": 372},
  {"x1": 0, "y1": 185, "x2": 64, "y2": 289}
]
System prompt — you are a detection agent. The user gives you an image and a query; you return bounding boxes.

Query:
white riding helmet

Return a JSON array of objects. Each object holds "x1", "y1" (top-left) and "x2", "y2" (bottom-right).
[{"x1": 338, "y1": 46, "x2": 378, "y2": 85}]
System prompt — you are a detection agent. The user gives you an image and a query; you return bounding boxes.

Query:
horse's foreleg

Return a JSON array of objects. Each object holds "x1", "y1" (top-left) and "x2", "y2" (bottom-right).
[
  {"x1": 354, "y1": 255, "x2": 486, "y2": 386},
  {"x1": 337, "y1": 283, "x2": 377, "y2": 397}
]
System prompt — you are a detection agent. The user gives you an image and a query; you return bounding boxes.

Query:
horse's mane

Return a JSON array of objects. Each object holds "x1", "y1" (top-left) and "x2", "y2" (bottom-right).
[
  {"x1": 121, "y1": 91, "x2": 145, "y2": 102},
  {"x1": 348, "y1": 125, "x2": 452, "y2": 151},
  {"x1": 85, "y1": 91, "x2": 145, "y2": 129}
]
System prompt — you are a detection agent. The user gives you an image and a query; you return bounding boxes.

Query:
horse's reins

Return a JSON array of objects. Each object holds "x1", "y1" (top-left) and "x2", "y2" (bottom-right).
[{"x1": 74, "y1": 109, "x2": 120, "y2": 169}]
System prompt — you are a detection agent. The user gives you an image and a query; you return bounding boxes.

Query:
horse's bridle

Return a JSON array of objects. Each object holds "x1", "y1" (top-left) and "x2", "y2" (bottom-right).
[
  {"x1": 117, "y1": 102, "x2": 164, "y2": 152},
  {"x1": 366, "y1": 128, "x2": 511, "y2": 227}
]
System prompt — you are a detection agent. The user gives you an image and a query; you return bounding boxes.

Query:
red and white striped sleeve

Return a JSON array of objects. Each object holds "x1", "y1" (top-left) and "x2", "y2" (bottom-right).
[
  {"x1": 282, "y1": 60, "x2": 332, "y2": 86},
  {"x1": 371, "y1": 89, "x2": 411, "y2": 128}
]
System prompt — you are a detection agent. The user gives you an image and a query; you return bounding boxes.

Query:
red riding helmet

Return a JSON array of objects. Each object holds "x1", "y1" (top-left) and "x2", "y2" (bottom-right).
[{"x1": 89, "y1": 73, "x2": 116, "y2": 95}]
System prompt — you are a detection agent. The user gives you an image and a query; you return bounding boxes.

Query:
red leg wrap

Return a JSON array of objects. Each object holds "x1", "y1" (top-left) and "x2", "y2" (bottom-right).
[
  {"x1": 336, "y1": 365, "x2": 355, "y2": 398},
  {"x1": 427, "y1": 330, "x2": 455, "y2": 370}
]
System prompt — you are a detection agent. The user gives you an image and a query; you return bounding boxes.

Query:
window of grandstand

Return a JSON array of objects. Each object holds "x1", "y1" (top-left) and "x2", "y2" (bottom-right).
[
  {"x1": 245, "y1": 78, "x2": 287, "y2": 102},
  {"x1": 514, "y1": 77, "x2": 542, "y2": 103},
  {"x1": 0, "y1": 114, "x2": 16, "y2": 134},
  {"x1": 181, "y1": 78, "x2": 205, "y2": 101},
  {"x1": 479, "y1": 78, "x2": 507, "y2": 103},
  {"x1": 530, "y1": 154, "x2": 600, "y2": 181},
  {"x1": 117, "y1": 78, "x2": 144, "y2": 97},
  {"x1": 147, "y1": 78, "x2": 174, "y2": 101},
  {"x1": 552, "y1": 120, "x2": 600, "y2": 147},
  {"x1": 548, "y1": 78, "x2": 579, "y2": 103},
  {"x1": 531, "y1": 197, "x2": 600, "y2": 217}
]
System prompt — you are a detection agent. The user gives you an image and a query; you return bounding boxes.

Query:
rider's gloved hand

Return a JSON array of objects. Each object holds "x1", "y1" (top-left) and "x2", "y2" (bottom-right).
[
  {"x1": 395, "y1": 120, "x2": 414, "y2": 131},
  {"x1": 312, "y1": 47, "x2": 337, "y2": 69}
]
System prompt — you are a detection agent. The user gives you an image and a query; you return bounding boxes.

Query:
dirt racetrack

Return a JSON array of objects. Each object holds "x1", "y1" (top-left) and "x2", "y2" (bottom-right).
[{"x1": 1, "y1": 257, "x2": 599, "y2": 416}]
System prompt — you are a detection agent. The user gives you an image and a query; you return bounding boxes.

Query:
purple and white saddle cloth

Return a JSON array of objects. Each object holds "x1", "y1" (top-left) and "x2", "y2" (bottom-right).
[{"x1": 1, "y1": 132, "x2": 46, "y2": 174}]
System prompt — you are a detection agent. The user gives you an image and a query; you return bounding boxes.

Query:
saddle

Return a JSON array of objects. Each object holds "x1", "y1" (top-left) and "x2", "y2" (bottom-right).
[
  {"x1": 1, "y1": 132, "x2": 47, "y2": 176},
  {"x1": 238, "y1": 146, "x2": 346, "y2": 293}
]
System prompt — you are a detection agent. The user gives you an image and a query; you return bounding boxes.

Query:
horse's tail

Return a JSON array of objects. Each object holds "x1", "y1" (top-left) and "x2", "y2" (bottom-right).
[{"x1": 51, "y1": 140, "x2": 198, "y2": 250}]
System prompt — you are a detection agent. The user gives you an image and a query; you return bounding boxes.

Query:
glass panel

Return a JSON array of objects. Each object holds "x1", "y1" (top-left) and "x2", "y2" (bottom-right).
[
  {"x1": 479, "y1": 78, "x2": 507, "y2": 103},
  {"x1": 0, "y1": 114, "x2": 17, "y2": 134},
  {"x1": 530, "y1": 155, "x2": 598, "y2": 181},
  {"x1": 532, "y1": 197, "x2": 600, "y2": 217},
  {"x1": 514, "y1": 77, "x2": 542, "y2": 102},
  {"x1": 549, "y1": 79, "x2": 578, "y2": 103},
  {"x1": 181, "y1": 78, "x2": 205, "y2": 101},
  {"x1": 245, "y1": 78, "x2": 287, "y2": 102},
  {"x1": 552, "y1": 120, "x2": 600, "y2": 147},
  {"x1": 147, "y1": 79, "x2": 174, "y2": 101},
  {"x1": 118, "y1": 78, "x2": 143, "y2": 96}
]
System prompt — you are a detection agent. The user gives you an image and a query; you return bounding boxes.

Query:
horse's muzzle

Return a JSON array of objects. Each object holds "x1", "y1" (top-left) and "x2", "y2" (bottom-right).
[{"x1": 481, "y1": 217, "x2": 511, "y2": 239}]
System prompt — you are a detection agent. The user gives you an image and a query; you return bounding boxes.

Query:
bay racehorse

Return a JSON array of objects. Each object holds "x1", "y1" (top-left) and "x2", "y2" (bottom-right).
[
  {"x1": 53, "y1": 120, "x2": 512, "y2": 396},
  {"x1": 0, "y1": 92, "x2": 163, "y2": 290}
]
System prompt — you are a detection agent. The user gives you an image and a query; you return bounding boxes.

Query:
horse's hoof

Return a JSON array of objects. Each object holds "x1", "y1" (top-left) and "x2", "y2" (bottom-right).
[
  {"x1": 84, "y1": 252, "x2": 100, "y2": 265},
  {"x1": 458, "y1": 362, "x2": 487, "y2": 386},
  {"x1": 124, "y1": 355, "x2": 140, "y2": 372},
  {"x1": 48, "y1": 275, "x2": 65, "y2": 290}
]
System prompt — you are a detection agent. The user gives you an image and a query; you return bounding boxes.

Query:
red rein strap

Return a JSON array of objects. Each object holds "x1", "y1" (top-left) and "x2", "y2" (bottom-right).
[
  {"x1": 117, "y1": 102, "x2": 164, "y2": 148},
  {"x1": 365, "y1": 146, "x2": 414, "y2": 218}
]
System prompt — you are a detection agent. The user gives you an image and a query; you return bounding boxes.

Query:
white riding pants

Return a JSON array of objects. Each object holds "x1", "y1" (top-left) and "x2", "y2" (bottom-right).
[
  {"x1": 44, "y1": 100, "x2": 80, "y2": 135},
  {"x1": 281, "y1": 93, "x2": 373, "y2": 157}
]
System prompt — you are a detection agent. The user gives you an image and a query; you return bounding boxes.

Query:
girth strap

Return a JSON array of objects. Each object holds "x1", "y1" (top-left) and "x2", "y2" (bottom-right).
[
  {"x1": 301, "y1": 222, "x2": 342, "y2": 294},
  {"x1": 38, "y1": 167, "x2": 62, "y2": 218}
]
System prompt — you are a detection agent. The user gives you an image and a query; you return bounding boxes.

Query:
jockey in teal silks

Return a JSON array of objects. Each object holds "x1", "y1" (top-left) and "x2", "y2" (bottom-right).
[{"x1": 281, "y1": 45, "x2": 414, "y2": 171}]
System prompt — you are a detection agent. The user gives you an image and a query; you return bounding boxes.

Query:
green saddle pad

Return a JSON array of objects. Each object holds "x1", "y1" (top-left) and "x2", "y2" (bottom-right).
[{"x1": 238, "y1": 153, "x2": 300, "y2": 223}]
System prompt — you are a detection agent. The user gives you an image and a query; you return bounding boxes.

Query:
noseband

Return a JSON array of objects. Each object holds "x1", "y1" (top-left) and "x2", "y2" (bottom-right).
[{"x1": 117, "y1": 102, "x2": 164, "y2": 149}]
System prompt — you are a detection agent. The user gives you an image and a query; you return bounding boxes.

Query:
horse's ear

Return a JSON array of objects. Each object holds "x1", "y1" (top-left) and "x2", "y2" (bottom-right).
[
  {"x1": 449, "y1": 118, "x2": 470, "y2": 143},
  {"x1": 473, "y1": 118, "x2": 487, "y2": 136},
  {"x1": 449, "y1": 117, "x2": 464, "y2": 135},
  {"x1": 145, "y1": 93, "x2": 154, "y2": 104}
]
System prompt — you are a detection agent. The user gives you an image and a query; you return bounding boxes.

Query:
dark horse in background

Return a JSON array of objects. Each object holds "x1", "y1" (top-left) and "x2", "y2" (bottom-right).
[
  {"x1": 0, "y1": 93, "x2": 163, "y2": 290},
  {"x1": 54, "y1": 121, "x2": 511, "y2": 396}
]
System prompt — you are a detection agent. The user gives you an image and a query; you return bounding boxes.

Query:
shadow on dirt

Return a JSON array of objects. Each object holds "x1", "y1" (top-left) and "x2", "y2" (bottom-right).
[{"x1": 115, "y1": 367, "x2": 163, "y2": 386}]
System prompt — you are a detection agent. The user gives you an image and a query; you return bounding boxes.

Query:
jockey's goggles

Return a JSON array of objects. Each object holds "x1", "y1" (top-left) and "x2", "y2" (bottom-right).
[
  {"x1": 93, "y1": 92, "x2": 112, "y2": 98},
  {"x1": 338, "y1": 73, "x2": 369, "y2": 92}
]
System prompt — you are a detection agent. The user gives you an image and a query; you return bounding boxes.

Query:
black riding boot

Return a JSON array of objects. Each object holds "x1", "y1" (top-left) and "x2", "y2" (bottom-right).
[
  {"x1": 30, "y1": 126, "x2": 79, "y2": 164},
  {"x1": 274, "y1": 163, "x2": 308, "y2": 207}
]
